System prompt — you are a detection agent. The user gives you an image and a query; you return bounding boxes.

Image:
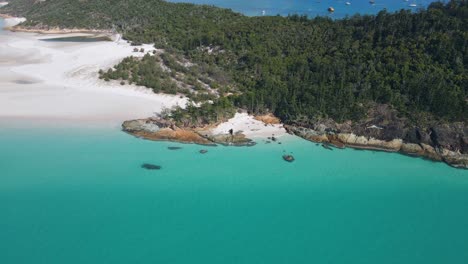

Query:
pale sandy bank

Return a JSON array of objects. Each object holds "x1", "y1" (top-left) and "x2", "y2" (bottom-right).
[
  {"x1": 0, "y1": 18, "x2": 284, "y2": 138},
  {"x1": 211, "y1": 113, "x2": 287, "y2": 139},
  {"x1": 0, "y1": 18, "x2": 186, "y2": 126}
]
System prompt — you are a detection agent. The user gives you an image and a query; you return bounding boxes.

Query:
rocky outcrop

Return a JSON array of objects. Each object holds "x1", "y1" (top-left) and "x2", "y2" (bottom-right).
[
  {"x1": 285, "y1": 104, "x2": 467, "y2": 169},
  {"x1": 286, "y1": 125, "x2": 467, "y2": 168},
  {"x1": 254, "y1": 114, "x2": 281, "y2": 125},
  {"x1": 123, "y1": 119, "x2": 215, "y2": 146},
  {"x1": 202, "y1": 132, "x2": 255, "y2": 146},
  {"x1": 122, "y1": 118, "x2": 254, "y2": 146}
]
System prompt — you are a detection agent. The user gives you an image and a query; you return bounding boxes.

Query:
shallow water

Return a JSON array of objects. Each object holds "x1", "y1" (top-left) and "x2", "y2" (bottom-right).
[
  {"x1": 1, "y1": 8, "x2": 468, "y2": 263},
  {"x1": 0, "y1": 122, "x2": 467, "y2": 264},
  {"x1": 40, "y1": 36, "x2": 110, "y2": 43},
  {"x1": 169, "y1": 0, "x2": 445, "y2": 18}
]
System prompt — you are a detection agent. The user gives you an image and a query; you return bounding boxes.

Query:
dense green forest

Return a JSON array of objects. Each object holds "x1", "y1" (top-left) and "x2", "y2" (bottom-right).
[{"x1": 3, "y1": 0, "x2": 467, "y2": 124}]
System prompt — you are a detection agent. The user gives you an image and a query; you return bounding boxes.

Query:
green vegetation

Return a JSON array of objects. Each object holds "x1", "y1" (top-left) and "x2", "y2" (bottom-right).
[
  {"x1": 3, "y1": 0, "x2": 467, "y2": 124},
  {"x1": 99, "y1": 51, "x2": 222, "y2": 102},
  {"x1": 99, "y1": 54, "x2": 180, "y2": 95},
  {"x1": 168, "y1": 97, "x2": 237, "y2": 127}
]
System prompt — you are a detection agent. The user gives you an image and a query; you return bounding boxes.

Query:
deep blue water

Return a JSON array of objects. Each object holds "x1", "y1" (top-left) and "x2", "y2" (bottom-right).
[{"x1": 169, "y1": 0, "x2": 444, "y2": 18}]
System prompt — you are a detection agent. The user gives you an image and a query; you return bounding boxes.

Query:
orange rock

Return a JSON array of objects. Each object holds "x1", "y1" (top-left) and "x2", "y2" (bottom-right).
[{"x1": 254, "y1": 114, "x2": 281, "y2": 125}]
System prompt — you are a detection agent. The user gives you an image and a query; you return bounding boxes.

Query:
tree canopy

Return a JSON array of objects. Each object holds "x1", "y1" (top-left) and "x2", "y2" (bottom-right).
[{"x1": 3, "y1": 0, "x2": 466, "y2": 123}]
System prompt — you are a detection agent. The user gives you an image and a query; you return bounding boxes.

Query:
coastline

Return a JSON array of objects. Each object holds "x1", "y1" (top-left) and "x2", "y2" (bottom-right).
[
  {"x1": 120, "y1": 108, "x2": 467, "y2": 169},
  {"x1": 7, "y1": 25, "x2": 113, "y2": 35},
  {"x1": 122, "y1": 113, "x2": 288, "y2": 146},
  {"x1": 0, "y1": 16, "x2": 465, "y2": 169},
  {"x1": 284, "y1": 124, "x2": 467, "y2": 170},
  {"x1": 0, "y1": 16, "x2": 187, "y2": 125}
]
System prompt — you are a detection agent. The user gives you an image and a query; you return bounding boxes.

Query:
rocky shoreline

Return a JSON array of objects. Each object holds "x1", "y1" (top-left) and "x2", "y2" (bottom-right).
[
  {"x1": 284, "y1": 105, "x2": 467, "y2": 169},
  {"x1": 122, "y1": 118, "x2": 256, "y2": 147},
  {"x1": 122, "y1": 104, "x2": 467, "y2": 169}
]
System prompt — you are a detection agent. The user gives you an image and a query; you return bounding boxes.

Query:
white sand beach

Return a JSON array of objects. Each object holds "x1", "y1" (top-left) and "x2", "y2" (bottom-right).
[
  {"x1": 0, "y1": 18, "x2": 186, "y2": 126},
  {"x1": 0, "y1": 17, "x2": 285, "y2": 136},
  {"x1": 211, "y1": 113, "x2": 287, "y2": 138},
  {"x1": 2, "y1": 17, "x2": 26, "y2": 27}
]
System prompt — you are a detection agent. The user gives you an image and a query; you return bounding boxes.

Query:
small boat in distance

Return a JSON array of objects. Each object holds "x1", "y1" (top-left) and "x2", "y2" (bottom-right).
[
  {"x1": 409, "y1": 3, "x2": 417, "y2": 7},
  {"x1": 346, "y1": 2, "x2": 351, "y2": 5},
  {"x1": 369, "y1": 0, "x2": 375, "y2": 4},
  {"x1": 262, "y1": 10, "x2": 266, "y2": 16},
  {"x1": 328, "y1": 6, "x2": 335, "y2": 12}
]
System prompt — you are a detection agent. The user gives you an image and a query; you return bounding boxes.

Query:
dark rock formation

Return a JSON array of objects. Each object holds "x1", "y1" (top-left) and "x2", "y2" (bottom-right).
[
  {"x1": 168, "y1": 147, "x2": 182, "y2": 150},
  {"x1": 141, "y1": 163, "x2": 161, "y2": 170},
  {"x1": 203, "y1": 132, "x2": 256, "y2": 146},
  {"x1": 283, "y1": 155, "x2": 295, "y2": 162},
  {"x1": 285, "y1": 104, "x2": 467, "y2": 169},
  {"x1": 322, "y1": 143, "x2": 333, "y2": 151}
]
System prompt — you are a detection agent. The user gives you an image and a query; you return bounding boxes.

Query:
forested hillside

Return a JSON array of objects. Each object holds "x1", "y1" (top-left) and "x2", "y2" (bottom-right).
[{"x1": 2, "y1": 0, "x2": 466, "y2": 124}]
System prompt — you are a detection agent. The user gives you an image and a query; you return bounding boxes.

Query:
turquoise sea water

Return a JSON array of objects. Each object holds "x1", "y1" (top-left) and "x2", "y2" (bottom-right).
[
  {"x1": 1, "y1": 10, "x2": 468, "y2": 263},
  {"x1": 169, "y1": 0, "x2": 445, "y2": 18},
  {"x1": 1, "y1": 121, "x2": 468, "y2": 264}
]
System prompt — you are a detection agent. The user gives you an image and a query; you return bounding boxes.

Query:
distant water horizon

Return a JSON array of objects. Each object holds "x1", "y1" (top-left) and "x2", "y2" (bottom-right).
[{"x1": 168, "y1": 0, "x2": 447, "y2": 18}]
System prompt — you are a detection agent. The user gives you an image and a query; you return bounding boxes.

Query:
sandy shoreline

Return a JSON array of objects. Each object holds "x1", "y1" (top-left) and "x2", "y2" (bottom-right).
[
  {"x1": 211, "y1": 113, "x2": 287, "y2": 139},
  {"x1": 8, "y1": 25, "x2": 112, "y2": 35},
  {"x1": 0, "y1": 17, "x2": 187, "y2": 127},
  {"x1": 0, "y1": 17, "x2": 285, "y2": 137}
]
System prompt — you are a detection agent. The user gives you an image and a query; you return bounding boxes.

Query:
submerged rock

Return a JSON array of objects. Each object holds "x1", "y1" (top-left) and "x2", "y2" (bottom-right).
[
  {"x1": 141, "y1": 163, "x2": 161, "y2": 170},
  {"x1": 283, "y1": 155, "x2": 295, "y2": 162},
  {"x1": 168, "y1": 146, "x2": 182, "y2": 150},
  {"x1": 200, "y1": 149, "x2": 208, "y2": 154},
  {"x1": 322, "y1": 143, "x2": 333, "y2": 151}
]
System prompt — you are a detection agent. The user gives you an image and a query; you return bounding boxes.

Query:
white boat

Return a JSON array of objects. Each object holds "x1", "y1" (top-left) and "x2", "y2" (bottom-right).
[
  {"x1": 262, "y1": 10, "x2": 266, "y2": 16},
  {"x1": 409, "y1": 3, "x2": 417, "y2": 7},
  {"x1": 345, "y1": 2, "x2": 351, "y2": 5}
]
